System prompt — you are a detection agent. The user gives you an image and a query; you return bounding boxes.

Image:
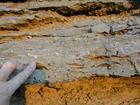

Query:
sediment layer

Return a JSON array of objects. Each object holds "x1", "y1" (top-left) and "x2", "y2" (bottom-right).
[{"x1": 11, "y1": 75, "x2": 140, "y2": 105}]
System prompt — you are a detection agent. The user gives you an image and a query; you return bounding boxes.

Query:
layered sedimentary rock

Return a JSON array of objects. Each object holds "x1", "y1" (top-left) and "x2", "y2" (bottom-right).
[{"x1": 0, "y1": 0, "x2": 140, "y2": 105}]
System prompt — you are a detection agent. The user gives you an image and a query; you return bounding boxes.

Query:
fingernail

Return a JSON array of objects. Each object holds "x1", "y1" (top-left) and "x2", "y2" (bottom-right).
[{"x1": 29, "y1": 62, "x2": 36, "y2": 69}]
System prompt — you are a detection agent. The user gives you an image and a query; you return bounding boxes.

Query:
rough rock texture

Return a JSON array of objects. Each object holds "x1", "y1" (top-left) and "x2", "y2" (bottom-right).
[{"x1": 0, "y1": 0, "x2": 140, "y2": 105}]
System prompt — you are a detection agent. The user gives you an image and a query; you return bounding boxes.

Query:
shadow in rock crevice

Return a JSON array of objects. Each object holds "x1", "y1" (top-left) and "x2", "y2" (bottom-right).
[
  {"x1": 127, "y1": 0, "x2": 140, "y2": 17},
  {"x1": 132, "y1": 12, "x2": 140, "y2": 17},
  {"x1": 10, "y1": 86, "x2": 26, "y2": 105},
  {"x1": 127, "y1": 0, "x2": 140, "y2": 8}
]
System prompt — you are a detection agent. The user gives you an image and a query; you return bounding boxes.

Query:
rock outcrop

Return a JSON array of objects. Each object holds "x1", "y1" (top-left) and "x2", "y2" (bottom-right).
[{"x1": 0, "y1": 0, "x2": 140, "y2": 105}]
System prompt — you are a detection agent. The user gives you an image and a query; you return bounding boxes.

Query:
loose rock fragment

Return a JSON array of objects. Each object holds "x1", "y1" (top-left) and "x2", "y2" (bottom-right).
[
  {"x1": 110, "y1": 24, "x2": 128, "y2": 33},
  {"x1": 90, "y1": 22, "x2": 110, "y2": 33}
]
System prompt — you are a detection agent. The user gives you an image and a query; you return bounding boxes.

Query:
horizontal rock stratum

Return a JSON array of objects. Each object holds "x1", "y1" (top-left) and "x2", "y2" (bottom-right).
[{"x1": 0, "y1": 0, "x2": 140, "y2": 105}]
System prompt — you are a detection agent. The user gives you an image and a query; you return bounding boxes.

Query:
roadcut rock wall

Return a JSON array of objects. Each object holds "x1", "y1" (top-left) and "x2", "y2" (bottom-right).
[{"x1": 0, "y1": 0, "x2": 140, "y2": 105}]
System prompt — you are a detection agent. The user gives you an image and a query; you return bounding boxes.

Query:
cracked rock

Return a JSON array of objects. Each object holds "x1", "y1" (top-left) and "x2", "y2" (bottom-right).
[{"x1": 110, "y1": 23, "x2": 128, "y2": 33}]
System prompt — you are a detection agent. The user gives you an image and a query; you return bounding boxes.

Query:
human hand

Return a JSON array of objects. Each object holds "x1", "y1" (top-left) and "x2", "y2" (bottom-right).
[{"x1": 0, "y1": 61, "x2": 36, "y2": 105}]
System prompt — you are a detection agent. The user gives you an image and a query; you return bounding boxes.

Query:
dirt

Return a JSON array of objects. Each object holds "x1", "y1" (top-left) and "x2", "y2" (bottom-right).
[{"x1": 10, "y1": 75, "x2": 140, "y2": 105}]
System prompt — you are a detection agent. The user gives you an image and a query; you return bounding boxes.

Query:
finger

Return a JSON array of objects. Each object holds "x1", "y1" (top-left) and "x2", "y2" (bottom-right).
[
  {"x1": 0, "y1": 62, "x2": 17, "y2": 81},
  {"x1": 7, "y1": 62, "x2": 36, "y2": 94}
]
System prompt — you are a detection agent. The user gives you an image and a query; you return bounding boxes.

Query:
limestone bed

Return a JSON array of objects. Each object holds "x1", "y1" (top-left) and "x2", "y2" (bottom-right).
[{"x1": 0, "y1": 0, "x2": 140, "y2": 105}]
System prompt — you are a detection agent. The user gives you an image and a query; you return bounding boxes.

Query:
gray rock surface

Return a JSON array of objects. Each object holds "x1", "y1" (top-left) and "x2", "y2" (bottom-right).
[
  {"x1": 110, "y1": 24, "x2": 128, "y2": 33},
  {"x1": 2, "y1": 26, "x2": 140, "y2": 83},
  {"x1": 90, "y1": 22, "x2": 110, "y2": 33}
]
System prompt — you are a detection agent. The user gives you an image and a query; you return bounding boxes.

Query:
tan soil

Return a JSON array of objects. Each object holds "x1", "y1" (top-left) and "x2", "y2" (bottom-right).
[{"x1": 24, "y1": 75, "x2": 140, "y2": 105}]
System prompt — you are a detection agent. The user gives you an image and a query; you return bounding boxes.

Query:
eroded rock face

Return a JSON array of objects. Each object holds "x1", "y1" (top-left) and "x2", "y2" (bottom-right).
[
  {"x1": 3, "y1": 30, "x2": 140, "y2": 83},
  {"x1": 0, "y1": 0, "x2": 140, "y2": 105},
  {"x1": 14, "y1": 76, "x2": 140, "y2": 105}
]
